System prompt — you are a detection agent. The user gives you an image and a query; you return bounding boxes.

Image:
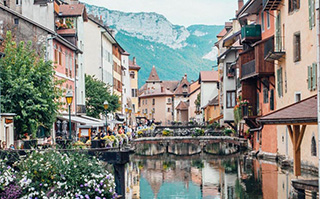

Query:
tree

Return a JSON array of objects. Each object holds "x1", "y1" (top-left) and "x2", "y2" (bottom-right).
[
  {"x1": 0, "y1": 32, "x2": 63, "y2": 138},
  {"x1": 85, "y1": 74, "x2": 120, "y2": 118}
]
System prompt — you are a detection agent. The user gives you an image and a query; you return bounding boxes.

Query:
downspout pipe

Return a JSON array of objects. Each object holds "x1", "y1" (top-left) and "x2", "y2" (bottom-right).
[
  {"x1": 316, "y1": 0, "x2": 320, "y2": 191},
  {"x1": 249, "y1": 123, "x2": 263, "y2": 133}
]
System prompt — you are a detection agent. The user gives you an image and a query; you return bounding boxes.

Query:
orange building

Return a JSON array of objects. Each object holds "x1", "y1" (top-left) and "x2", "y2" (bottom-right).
[{"x1": 237, "y1": 0, "x2": 277, "y2": 156}]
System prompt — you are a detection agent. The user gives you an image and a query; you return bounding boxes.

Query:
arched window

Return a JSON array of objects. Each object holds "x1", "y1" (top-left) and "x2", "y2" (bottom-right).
[{"x1": 311, "y1": 136, "x2": 316, "y2": 156}]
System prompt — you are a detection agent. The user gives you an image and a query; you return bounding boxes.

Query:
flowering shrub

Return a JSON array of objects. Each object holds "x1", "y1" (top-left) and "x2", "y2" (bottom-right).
[
  {"x1": 0, "y1": 150, "x2": 117, "y2": 198},
  {"x1": 192, "y1": 128, "x2": 205, "y2": 137},
  {"x1": 162, "y1": 129, "x2": 173, "y2": 136}
]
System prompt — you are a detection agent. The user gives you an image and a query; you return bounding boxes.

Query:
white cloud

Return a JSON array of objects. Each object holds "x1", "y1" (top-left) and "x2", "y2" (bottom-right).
[{"x1": 82, "y1": 0, "x2": 238, "y2": 26}]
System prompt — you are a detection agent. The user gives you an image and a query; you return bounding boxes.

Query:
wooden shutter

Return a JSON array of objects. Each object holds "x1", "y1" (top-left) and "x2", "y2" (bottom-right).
[
  {"x1": 308, "y1": 65, "x2": 312, "y2": 90},
  {"x1": 312, "y1": 0, "x2": 315, "y2": 27},
  {"x1": 312, "y1": 63, "x2": 317, "y2": 90},
  {"x1": 309, "y1": 0, "x2": 312, "y2": 29},
  {"x1": 275, "y1": 13, "x2": 281, "y2": 51},
  {"x1": 277, "y1": 68, "x2": 281, "y2": 97}
]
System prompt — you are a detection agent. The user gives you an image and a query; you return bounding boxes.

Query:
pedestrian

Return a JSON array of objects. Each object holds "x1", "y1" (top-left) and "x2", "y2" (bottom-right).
[{"x1": 2, "y1": 141, "x2": 7, "y2": 150}]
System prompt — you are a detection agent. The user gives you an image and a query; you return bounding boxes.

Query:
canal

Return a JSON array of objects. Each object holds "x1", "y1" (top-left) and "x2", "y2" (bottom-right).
[{"x1": 120, "y1": 143, "x2": 317, "y2": 199}]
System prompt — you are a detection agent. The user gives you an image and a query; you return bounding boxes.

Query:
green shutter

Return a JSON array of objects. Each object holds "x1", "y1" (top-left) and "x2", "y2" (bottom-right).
[
  {"x1": 309, "y1": 0, "x2": 312, "y2": 29},
  {"x1": 308, "y1": 65, "x2": 312, "y2": 90},
  {"x1": 312, "y1": 0, "x2": 315, "y2": 27},
  {"x1": 279, "y1": 67, "x2": 283, "y2": 97},
  {"x1": 312, "y1": 63, "x2": 317, "y2": 90},
  {"x1": 277, "y1": 69, "x2": 280, "y2": 97}
]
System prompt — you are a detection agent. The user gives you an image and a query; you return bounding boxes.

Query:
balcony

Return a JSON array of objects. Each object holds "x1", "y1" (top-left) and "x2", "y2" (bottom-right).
[
  {"x1": 240, "y1": 37, "x2": 275, "y2": 80},
  {"x1": 263, "y1": 0, "x2": 282, "y2": 11},
  {"x1": 265, "y1": 36, "x2": 286, "y2": 61},
  {"x1": 241, "y1": 25, "x2": 262, "y2": 44}
]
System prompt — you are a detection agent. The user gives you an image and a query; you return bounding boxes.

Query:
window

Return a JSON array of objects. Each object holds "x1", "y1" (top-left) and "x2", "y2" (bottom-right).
[
  {"x1": 167, "y1": 108, "x2": 171, "y2": 113},
  {"x1": 277, "y1": 67, "x2": 283, "y2": 97},
  {"x1": 142, "y1": 99, "x2": 144, "y2": 105},
  {"x1": 167, "y1": 98, "x2": 171, "y2": 103},
  {"x1": 132, "y1": 104, "x2": 135, "y2": 112},
  {"x1": 130, "y1": 71, "x2": 135, "y2": 79},
  {"x1": 65, "y1": 53, "x2": 69, "y2": 76},
  {"x1": 263, "y1": 80, "x2": 269, "y2": 103},
  {"x1": 308, "y1": 63, "x2": 317, "y2": 91},
  {"x1": 289, "y1": 0, "x2": 300, "y2": 13},
  {"x1": 275, "y1": 13, "x2": 282, "y2": 52},
  {"x1": 226, "y1": 63, "x2": 235, "y2": 78},
  {"x1": 58, "y1": 47, "x2": 62, "y2": 65},
  {"x1": 132, "y1": 89, "x2": 137, "y2": 97},
  {"x1": 226, "y1": 91, "x2": 236, "y2": 108},
  {"x1": 309, "y1": 0, "x2": 315, "y2": 29},
  {"x1": 295, "y1": 92, "x2": 301, "y2": 102},
  {"x1": 293, "y1": 32, "x2": 301, "y2": 62},
  {"x1": 270, "y1": 89, "x2": 274, "y2": 111},
  {"x1": 16, "y1": 0, "x2": 21, "y2": 5},
  {"x1": 267, "y1": 11, "x2": 270, "y2": 29},
  {"x1": 311, "y1": 136, "x2": 317, "y2": 156},
  {"x1": 54, "y1": 44, "x2": 58, "y2": 63},
  {"x1": 14, "y1": 18, "x2": 19, "y2": 25},
  {"x1": 152, "y1": 99, "x2": 155, "y2": 105},
  {"x1": 261, "y1": 11, "x2": 265, "y2": 32}
]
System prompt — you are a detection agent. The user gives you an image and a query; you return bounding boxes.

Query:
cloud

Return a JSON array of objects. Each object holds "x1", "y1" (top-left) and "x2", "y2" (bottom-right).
[{"x1": 82, "y1": 0, "x2": 238, "y2": 26}]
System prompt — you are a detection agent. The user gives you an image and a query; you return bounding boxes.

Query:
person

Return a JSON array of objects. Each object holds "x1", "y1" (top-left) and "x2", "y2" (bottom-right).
[
  {"x1": 0, "y1": 140, "x2": 2, "y2": 150},
  {"x1": 118, "y1": 126, "x2": 124, "y2": 134},
  {"x1": 2, "y1": 141, "x2": 7, "y2": 150},
  {"x1": 9, "y1": 144, "x2": 14, "y2": 150}
]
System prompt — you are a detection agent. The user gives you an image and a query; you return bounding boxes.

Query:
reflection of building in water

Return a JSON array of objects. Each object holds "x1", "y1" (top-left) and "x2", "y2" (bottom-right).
[
  {"x1": 125, "y1": 162, "x2": 140, "y2": 199},
  {"x1": 135, "y1": 157, "x2": 240, "y2": 199}
]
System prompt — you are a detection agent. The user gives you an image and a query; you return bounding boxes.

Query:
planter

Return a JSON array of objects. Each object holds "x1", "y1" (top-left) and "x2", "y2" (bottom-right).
[
  {"x1": 91, "y1": 139, "x2": 105, "y2": 148},
  {"x1": 23, "y1": 139, "x2": 38, "y2": 149},
  {"x1": 56, "y1": 139, "x2": 72, "y2": 149}
]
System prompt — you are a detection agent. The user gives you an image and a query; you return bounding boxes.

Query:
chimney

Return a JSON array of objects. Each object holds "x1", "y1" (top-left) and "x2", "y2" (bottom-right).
[
  {"x1": 184, "y1": 73, "x2": 187, "y2": 79},
  {"x1": 133, "y1": 57, "x2": 136, "y2": 65},
  {"x1": 238, "y1": 0, "x2": 244, "y2": 12}
]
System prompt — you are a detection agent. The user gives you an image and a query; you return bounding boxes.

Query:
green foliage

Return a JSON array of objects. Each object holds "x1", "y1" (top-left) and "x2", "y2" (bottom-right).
[
  {"x1": 224, "y1": 128, "x2": 235, "y2": 136},
  {"x1": 192, "y1": 128, "x2": 204, "y2": 137},
  {"x1": 0, "y1": 150, "x2": 116, "y2": 198},
  {"x1": 0, "y1": 31, "x2": 63, "y2": 138},
  {"x1": 195, "y1": 92, "x2": 201, "y2": 107},
  {"x1": 85, "y1": 74, "x2": 120, "y2": 118},
  {"x1": 206, "y1": 122, "x2": 220, "y2": 129}
]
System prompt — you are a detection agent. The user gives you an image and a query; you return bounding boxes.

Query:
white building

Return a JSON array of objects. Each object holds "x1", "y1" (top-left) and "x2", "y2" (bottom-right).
[
  {"x1": 199, "y1": 71, "x2": 219, "y2": 121},
  {"x1": 83, "y1": 16, "x2": 114, "y2": 91},
  {"x1": 121, "y1": 52, "x2": 132, "y2": 114}
]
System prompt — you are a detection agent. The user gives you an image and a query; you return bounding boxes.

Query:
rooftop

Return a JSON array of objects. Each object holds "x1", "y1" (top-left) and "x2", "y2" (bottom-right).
[{"x1": 199, "y1": 71, "x2": 219, "y2": 82}]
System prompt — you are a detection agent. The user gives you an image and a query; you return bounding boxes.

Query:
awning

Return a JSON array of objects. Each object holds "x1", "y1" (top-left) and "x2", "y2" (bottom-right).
[
  {"x1": 257, "y1": 95, "x2": 317, "y2": 125},
  {"x1": 57, "y1": 115, "x2": 104, "y2": 127},
  {"x1": 115, "y1": 113, "x2": 126, "y2": 122},
  {"x1": 223, "y1": 30, "x2": 241, "y2": 47}
]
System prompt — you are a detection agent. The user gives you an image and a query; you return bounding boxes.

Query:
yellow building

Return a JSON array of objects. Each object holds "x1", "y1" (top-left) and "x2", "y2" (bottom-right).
[
  {"x1": 202, "y1": 96, "x2": 221, "y2": 123},
  {"x1": 129, "y1": 57, "x2": 140, "y2": 114}
]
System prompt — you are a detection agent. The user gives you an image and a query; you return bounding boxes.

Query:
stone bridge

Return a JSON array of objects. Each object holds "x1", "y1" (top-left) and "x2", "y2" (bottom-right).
[
  {"x1": 151, "y1": 125, "x2": 223, "y2": 137},
  {"x1": 133, "y1": 136, "x2": 248, "y2": 156}
]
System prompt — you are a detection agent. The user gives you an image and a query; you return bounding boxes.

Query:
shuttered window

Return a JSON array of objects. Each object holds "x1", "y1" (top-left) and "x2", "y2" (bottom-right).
[
  {"x1": 275, "y1": 13, "x2": 282, "y2": 52},
  {"x1": 308, "y1": 63, "x2": 317, "y2": 91},
  {"x1": 309, "y1": 0, "x2": 315, "y2": 29},
  {"x1": 277, "y1": 67, "x2": 283, "y2": 97}
]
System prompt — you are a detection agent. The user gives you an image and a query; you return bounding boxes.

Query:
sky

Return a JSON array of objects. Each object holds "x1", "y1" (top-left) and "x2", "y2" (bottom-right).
[{"x1": 81, "y1": 0, "x2": 240, "y2": 27}]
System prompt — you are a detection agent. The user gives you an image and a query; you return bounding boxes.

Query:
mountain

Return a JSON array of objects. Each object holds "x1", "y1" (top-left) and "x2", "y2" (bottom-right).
[{"x1": 84, "y1": 3, "x2": 223, "y2": 87}]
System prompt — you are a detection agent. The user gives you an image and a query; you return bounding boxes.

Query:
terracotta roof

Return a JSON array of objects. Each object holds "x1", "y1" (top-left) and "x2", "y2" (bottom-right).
[
  {"x1": 161, "y1": 81, "x2": 179, "y2": 93},
  {"x1": 57, "y1": 28, "x2": 76, "y2": 35},
  {"x1": 122, "y1": 51, "x2": 130, "y2": 56},
  {"x1": 58, "y1": 4, "x2": 86, "y2": 17},
  {"x1": 217, "y1": 28, "x2": 227, "y2": 38},
  {"x1": 258, "y1": 95, "x2": 317, "y2": 125},
  {"x1": 147, "y1": 66, "x2": 160, "y2": 81},
  {"x1": 199, "y1": 71, "x2": 219, "y2": 82},
  {"x1": 174, "y1": 75, "x2": 190, "y2": 95},
  {"x1": 202, "y1": 95, "x2": 219, "y2": 109},
  {"x1": 129, "y1": 60, "x2": 141, "y2": 71},
  {"x1": 189, "y1": 81, "x2": 200, "y2": 95},
  {"x1": 176, "y1": 101, "x2": 189, "y2": 111}
]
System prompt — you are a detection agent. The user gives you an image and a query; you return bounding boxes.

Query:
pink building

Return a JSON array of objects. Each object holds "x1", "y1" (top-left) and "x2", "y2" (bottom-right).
[{"x1": 53, "y1": 38, "x2": 80, "y2": 114}]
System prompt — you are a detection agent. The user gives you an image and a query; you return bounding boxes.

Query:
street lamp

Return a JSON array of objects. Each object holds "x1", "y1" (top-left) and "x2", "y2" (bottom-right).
[
  {"x1": 65, "y1": 91, "x2": 73, "y2": 140},
  {"x1": 128, "y1": 108, "x2": 132, "y2": 125},
  {"x1": 104, "y1": 100, "x2": 109, "y2": 131}
]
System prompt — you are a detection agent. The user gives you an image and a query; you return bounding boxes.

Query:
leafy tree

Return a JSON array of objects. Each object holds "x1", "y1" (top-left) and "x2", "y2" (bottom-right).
[
  {"x1": 0, "y1": 31, "x2": 63, "y2": 138},
  {"x1": 195, "y1": 92, "x2": 201, "y2": 107},
  {"x1": 85, "y1": 74, "x2": 120, "y2": 118}
]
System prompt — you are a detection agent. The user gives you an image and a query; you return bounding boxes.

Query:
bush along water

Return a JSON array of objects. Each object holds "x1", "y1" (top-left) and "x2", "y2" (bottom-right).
[{"x1": 0, "y1": 150, "x2": 117, "y2": 199}]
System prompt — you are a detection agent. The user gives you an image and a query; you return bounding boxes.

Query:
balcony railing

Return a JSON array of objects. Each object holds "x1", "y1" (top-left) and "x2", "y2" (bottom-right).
[
  {"x1": 265, "y1": 36, "x2": 286, "y2": 61},
  {"x1": 241, "y1": 60, "x2": 255, "y2": 78},
  {"x1": 241, "y1": 25, "x2": 262, "y2": 43},
  {"x1": 263, "y1": 0, "x2": 282, "y2": 11}
]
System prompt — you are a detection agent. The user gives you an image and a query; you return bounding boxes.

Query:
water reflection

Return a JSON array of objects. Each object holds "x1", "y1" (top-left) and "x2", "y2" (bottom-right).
[{"x1": 125, "y1": 144, "x2": 317, "y2": 199}]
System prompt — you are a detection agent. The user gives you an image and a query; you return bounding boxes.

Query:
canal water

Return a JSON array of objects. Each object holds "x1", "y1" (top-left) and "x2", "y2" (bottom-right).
[{"x1": 123, "y1": 143, "x2": 317, "y2": 199}]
